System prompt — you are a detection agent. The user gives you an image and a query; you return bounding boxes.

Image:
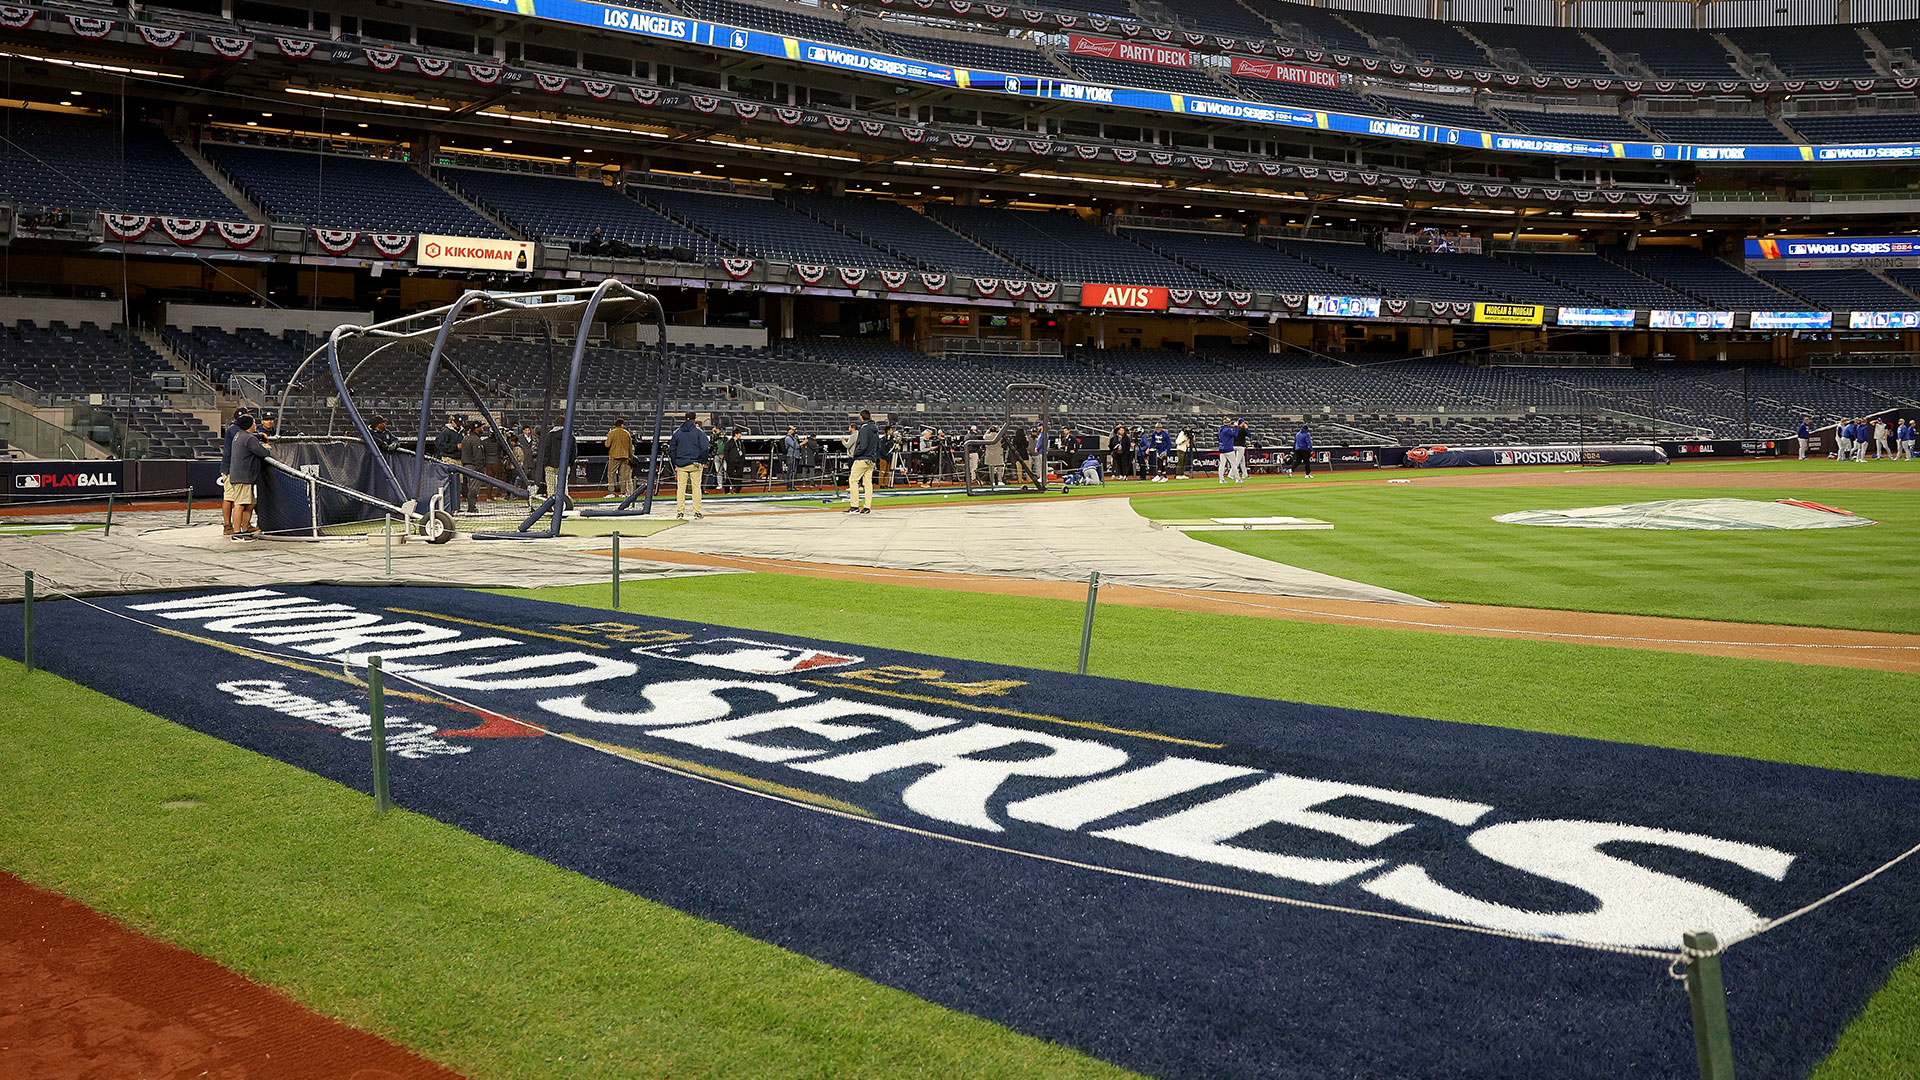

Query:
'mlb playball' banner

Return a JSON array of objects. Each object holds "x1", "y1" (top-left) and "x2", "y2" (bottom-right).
[{"x1": 10, "y1": 587, "x2": 1919, "y2": 1080}]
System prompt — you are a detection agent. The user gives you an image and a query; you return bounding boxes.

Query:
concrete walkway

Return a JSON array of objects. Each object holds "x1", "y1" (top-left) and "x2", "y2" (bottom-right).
[{"x1": 0, "y1": 520, "x2": 733, "y2": 600}]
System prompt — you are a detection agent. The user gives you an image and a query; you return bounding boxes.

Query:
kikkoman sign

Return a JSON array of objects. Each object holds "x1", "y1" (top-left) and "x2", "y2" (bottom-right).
[{"x1": 418, "y1": 234, "x2": 534, "y2": 272}]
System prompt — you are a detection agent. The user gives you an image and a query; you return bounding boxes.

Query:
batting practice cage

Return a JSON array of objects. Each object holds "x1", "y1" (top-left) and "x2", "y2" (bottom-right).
[
  {"x1": 964, "y1": 383, "x2": 1052, "y2": 496},
  {"x1": 269, "y1": 282, "x2": 667, "y2": 541}
]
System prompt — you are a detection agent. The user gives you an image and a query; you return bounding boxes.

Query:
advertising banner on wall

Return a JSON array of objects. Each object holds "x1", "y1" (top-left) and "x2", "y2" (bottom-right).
[
  {"x1": 1650, "y1": 310, "x2": 1735, "y2": 330},
  {"x1": 1747, "y1": 236, "x2": 1920, "y2": 260},
  {"x1": 1749, "y1": 311, "x2": 1833, "y2": 330},
  {"x1": 1, "y1": 460, "x2": 124, "y2": 503},
  {"x1": 1472, "y1": 303, "x2": 1545, "y2": 326},
  {"x1": 1227, "y1": 57, "x2": 1347, "y2": 89},
  {"x1": 1079, "y1": 284, "x2": 1170, "y2": 310},
  {"x1": 1847, "y1": 310, "x2": 1920, "y2": 329},
  {"x1": 1308, "y1": 295, "x2": 1381, "y2": 318},
  {"x1": 1557, "y1": 308, "x2": 1637, "y2": 328},
  {"x1": 1068, "y1": 35, "x2": 1190, "y2": 68},
  {"x1": 417, "y1": 234, "x2": 535, "y2": 272}
]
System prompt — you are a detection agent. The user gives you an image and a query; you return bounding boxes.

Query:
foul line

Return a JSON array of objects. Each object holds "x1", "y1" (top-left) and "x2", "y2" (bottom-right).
[{"x1": 805, "y1": 679, "x2": 1225, "y2": 749}]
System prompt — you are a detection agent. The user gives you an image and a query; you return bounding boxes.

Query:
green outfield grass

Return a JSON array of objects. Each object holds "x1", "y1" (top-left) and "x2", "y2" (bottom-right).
[
  {"x1": 4, "y1": 559, "x2": 1919, "y2": 1079},
  {"x1": 1140, "y1": 483, "x2": 1920, "y2": 632}
]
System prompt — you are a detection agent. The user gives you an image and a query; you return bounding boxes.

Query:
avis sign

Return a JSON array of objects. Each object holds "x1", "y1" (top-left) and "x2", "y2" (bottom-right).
[
  {"x1": 1080, "y1": 284, "x2": 1170, "y2": 310},
  {"x1": 417, "y1": 233, "x2": 534, "y2": 272}
]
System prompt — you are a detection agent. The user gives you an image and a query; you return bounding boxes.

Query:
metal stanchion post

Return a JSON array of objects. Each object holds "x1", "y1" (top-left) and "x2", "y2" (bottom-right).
[
  {"x1": 1077, "y1": 570, "x2": 1100, "y2": 676},
  {"x1": 384, "y1": 515, "x2": 393, "y2": 575},
  {"x1": 184, "y1": 489, "x2": 193, "y2": 527},
  {"x1": 22, "y1": 570, "x2": 34, "y2": 673},
  {"x1": 103, "y1": 493, "x2": 115, "y2": 537},
  {"x1": 1684, "y1": 931, "x2": 1735, "y2": 1080},
  {"x1": 367, "y1": 655, "x2": 391, "y2": 814},
  {"x1": 611, "y1": 531, "x2": 621, "y2": 610}
]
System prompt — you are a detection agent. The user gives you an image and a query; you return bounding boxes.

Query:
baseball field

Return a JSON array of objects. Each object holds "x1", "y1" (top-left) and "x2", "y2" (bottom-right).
[{"x1": 3, "y1": 457, "x2": 1917, "y2": 1080}]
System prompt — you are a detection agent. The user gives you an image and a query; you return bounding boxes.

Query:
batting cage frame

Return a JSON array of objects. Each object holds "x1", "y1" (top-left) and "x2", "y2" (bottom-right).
[
  {"x1": 964, "y1": 383, "x2": 1051, "y2": 496},
  {"x1": 274, "y1": 281, "x2": 668, "y2": 541}
]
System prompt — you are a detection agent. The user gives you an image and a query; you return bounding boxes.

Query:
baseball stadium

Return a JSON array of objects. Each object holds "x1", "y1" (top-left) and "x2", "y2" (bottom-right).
[{"x1": 2, "y1": 0, "x2": 1920, "y2": 1075}]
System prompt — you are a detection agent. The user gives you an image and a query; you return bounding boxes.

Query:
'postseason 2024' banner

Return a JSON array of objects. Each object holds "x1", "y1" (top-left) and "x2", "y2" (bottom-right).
[{"x1": 9, "y1": 586, "x2": 1920, "y2": 1080}]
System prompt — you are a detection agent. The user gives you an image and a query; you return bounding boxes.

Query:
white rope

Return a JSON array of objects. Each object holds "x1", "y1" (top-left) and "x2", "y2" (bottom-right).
[
  {"x1": 663, "y1": 552, "x2": 1920, "y2": 655},
  {"x1": 17, "y1": 572, "x2": 1919, "y2": 971}
]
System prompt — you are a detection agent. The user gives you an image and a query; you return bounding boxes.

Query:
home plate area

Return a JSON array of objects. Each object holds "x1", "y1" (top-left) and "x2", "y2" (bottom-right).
[{"x1": 11, "y1": 587, "x2": 1920, "y2": 1080}]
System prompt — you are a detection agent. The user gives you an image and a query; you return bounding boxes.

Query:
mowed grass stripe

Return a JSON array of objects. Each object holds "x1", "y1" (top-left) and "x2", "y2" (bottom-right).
[{"x1": 1141, "y1": 485, "x2": 1920, "y2": 632}]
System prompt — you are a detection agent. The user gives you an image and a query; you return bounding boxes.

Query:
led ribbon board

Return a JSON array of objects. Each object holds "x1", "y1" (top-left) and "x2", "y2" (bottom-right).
[{"x1": 426, "y1": 0, "x2": 1920, "y2": 164}]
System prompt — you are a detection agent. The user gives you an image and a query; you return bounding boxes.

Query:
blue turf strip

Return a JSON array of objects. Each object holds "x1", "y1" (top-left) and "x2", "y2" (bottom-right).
[{"x1": 7, "y1": 586, "x2": 1919, "y2": 1080}]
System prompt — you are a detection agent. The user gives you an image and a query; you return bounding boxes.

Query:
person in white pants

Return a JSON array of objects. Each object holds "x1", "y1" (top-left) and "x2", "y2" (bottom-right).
[
  {"x1": 1897, "y1": 418, "x2": 1915, "y2": 460},
  {"x1": 1855, "y1": 419, "x2": 1870, "y2": 462},
  {"x1": 1216, "y1": 419, "x2": 1237, "y2": 483},
  {"x1": 1796, "y1": 419, "x2": 1810, "y2": 460},
  {"x1": 1873, "y1": 418, "x2": 1893, "y2": 460},
  {"x1": 1231, "y1": 420, "x2": 1253, "y2": 482}
]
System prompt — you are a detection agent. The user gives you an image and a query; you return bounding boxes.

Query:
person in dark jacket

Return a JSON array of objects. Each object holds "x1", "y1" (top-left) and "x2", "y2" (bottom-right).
[
  {"x1": 1111, "y1": 424, "x2": 1134, "y2": 479},
  {"x1": 459, "y1": 421, "x2": 487, "y2": 512},
  {"x1": 723, "y1": 426, "x2": 748, "y2": 494},
  {"x1": 1290, "y1": 425, "x2": 1313, "y2": 479},
  {"x1": 848, "y1": 409, "x2": 880, "y2": 513},
  {"x1": 667, "y1": 412, "x2": 711, "y2": 518},
  {"x1": 538, "y1": 423, "x2": 565, "y2": 497},
  {"x1": 370, "y1": 416, "x2": 396, "y2": 452},
  {"x1": 783, "y1": 426, "x2": 803, "y2": 491},
  {"x1": 226, "y1": 414, "x2": 271, "y2": 540},
  {"x1": 219, "y1": 407, "x2": 254, "y2": 534},
  {"x1": 437, "y1": 416, "x2": 464, "y2": 463}
]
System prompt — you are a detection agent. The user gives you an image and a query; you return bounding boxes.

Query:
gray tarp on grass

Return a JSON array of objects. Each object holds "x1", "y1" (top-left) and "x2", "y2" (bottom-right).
[
  {"x1": 634, "y1": 497, "x2": 1434, "y2": 606},
  {"x1": 0, "y1": 522, "x2": 734, "y2": 600},
  {"x1": 1494, "y1": 497, "x2": 1877, "y2": 531}
]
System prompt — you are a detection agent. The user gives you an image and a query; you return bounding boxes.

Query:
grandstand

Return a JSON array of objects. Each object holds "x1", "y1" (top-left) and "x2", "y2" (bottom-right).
[
  {"x1": 0, "y1": 111, "x2": 238, "y2": 219},
  {"x1": 203, "y1": 145, "x2": 506, "y2": 236}
]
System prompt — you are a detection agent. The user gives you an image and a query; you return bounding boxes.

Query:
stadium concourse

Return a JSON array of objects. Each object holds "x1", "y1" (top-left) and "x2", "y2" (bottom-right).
[{"x1": 7, "y1": 0, "x2": 1920, "y2": 1075}]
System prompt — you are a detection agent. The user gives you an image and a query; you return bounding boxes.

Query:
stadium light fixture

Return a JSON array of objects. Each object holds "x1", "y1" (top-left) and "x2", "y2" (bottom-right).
[
  {"x1": 891, "y1": 160, "x2": 997, "y2": 172},
  {"x1": 1432, "y1": 205, "x2": 1516, "y2": 215},
  {"x1": 1187, "y1": 186, "x2": 1306, "y2": 201},
  {"x1": 286, "y1": 87, "x2": 451, "y2": 112},
  {"x1": 1021, "y1": 172, "x2": 1161, "y2": 189},
  {"x1": 0, "y1": 49, "x2": 180, "y2": 79},
  {"x1": 1571, "y1": 211, "x2": 1640, "y2": 219},
  {"x1": 703, "y1": 136, "x2": 860, "y2": 162}
]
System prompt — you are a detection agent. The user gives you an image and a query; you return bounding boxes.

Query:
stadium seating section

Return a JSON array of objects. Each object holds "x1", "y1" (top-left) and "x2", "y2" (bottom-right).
[
  {"x1": 0, "y1": 112, "x2": 239, "y2": 219},
  {"x1": 203, "y1": 145, "x2": 506, "y2": 236}
]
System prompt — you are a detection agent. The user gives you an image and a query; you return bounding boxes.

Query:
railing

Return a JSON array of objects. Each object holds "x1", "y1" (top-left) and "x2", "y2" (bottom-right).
[
  {"x1": 1810, "y1": 352, "x2": 1920, "y2": 366},
  {"x1": 1112, "y1": 214, "x2": 1242, "y2": 235},
  {"x1": 935, "y1": 338, "x2": 1064, "y2": 356}
]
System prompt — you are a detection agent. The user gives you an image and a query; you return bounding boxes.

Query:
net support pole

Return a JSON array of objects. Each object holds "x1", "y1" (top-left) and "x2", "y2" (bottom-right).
[
  {"x1": 1684, "y1": 931, "x2": 1735, "y2": 1080},
  {"x1": 367, "y1": 655, "x2": 391, "y2": 814},
  {"x1": 384, "y1": 515, "x2": 393, "y2": 575},
  {"x1": 104, "y1": 493, "x2": 115, "y2": 537},
  {"x1": 21, "y1": 570, "x2": 33, "y2": 673},
  {"x1": 1077, "y1": 571, "x2": 1100, "y2": 676},
  {"x1": 611, "y1": 532, "x2": 621, "y2": 610}
]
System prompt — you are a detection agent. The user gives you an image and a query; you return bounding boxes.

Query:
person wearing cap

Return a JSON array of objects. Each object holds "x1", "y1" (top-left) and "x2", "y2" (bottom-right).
[
  {"x1": 848, "y1": 409, "x2": 880, "y2": 514},
  {"x1": 723, "y1": 425, "x2": 747, "y2": 494},
  {"x1": 605, "y1": 418, "x2": 633, "y2": 496},
  {"x1": 1217, "y1": 419, "x2": 1238, "y2": 483},
  {"x1": 667, "y1": 411, "x2": 710, "y2": 519},
  {"x1": 370, "y1": 416, "x2": 396, "y2": 452},
  {"x1": 219, "y1": 407, "x2": 254, "y2": 534},
  {"x1": 438, "y1": 415, "x2": 464, "y2": 464},
  {"x1": 225, "y1": 414, "x2": 272, "y2": 540}
]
